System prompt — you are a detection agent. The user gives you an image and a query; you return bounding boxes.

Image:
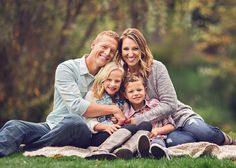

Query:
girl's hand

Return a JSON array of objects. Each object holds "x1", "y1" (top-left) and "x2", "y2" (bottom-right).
[{"x1": 104, "y1": 124, "x2": 121, "y2": 135}]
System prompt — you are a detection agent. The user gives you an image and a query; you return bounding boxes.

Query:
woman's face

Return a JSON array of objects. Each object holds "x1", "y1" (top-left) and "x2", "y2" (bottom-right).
[{"x1": 121, "y1": 38, "x2": 141, "y2": 69}]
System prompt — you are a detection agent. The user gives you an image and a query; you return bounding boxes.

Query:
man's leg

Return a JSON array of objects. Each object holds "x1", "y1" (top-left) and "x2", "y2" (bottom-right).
[
  {"x1": 182, "y1": 118, "x2": 225, "y2": 145},
  {"x1": 0, "y1": 120, "x2": 49, "y2": 157},
  {"x1": 25, "y1": 114, "x2": 92, "y2": 150}
]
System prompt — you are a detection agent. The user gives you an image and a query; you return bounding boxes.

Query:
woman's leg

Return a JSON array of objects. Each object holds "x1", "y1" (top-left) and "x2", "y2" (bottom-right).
[
  {"x1": 183, "y1": 118, "x2": 225, "y2": 145},
  {"x1": 166, "y1": 129, "x2": 196, "y2": 147}
]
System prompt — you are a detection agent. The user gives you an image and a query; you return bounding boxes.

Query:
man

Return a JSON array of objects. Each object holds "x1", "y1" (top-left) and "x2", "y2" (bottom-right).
[{"x1": 0, "y1": 31, "x2": 125, "y2": 157}]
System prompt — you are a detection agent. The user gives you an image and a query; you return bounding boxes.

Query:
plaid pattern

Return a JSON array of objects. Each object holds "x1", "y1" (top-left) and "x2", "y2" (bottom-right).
[{"x1": 124, "y1": 99, "x2": 175, "y2": 128}]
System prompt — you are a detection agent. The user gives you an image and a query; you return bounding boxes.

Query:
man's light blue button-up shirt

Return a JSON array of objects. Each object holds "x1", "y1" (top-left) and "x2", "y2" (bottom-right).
[{"x1": 46, "y1": 56, "x2": 94, "y2": 129}]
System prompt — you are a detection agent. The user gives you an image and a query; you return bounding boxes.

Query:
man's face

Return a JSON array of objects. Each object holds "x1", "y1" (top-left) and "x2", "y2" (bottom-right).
[{"x1": 91, "y1": 35, "x2": 118, "y2": 67}]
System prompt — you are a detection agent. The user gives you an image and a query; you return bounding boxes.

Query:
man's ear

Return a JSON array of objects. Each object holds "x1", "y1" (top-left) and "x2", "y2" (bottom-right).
[{"x1": 91, "y1": 42, "x2": 95, "y2": 49}]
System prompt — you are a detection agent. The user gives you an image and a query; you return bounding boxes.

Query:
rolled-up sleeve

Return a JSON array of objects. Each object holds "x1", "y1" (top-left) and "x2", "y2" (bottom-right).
[{"x1": 55, "y1": 63, "x2": 91, "y2": 116}]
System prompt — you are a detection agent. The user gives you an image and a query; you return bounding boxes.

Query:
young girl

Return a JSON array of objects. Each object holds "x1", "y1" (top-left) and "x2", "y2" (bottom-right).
[
  {"x1": 85, "y1": 62, "x2": 152, "y2": 160},
  {"x1": 123, "y1": 74, "x2": 175, "y2": 159}
]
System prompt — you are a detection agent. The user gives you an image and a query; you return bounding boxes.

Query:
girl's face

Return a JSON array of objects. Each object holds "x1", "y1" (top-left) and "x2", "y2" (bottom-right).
[
  {"x1": 103, "y1": 69, "x2": 123, "y2": 96},
  {"x1": 121, "y1": 38, "x2": 141, "y2": 69},
  {"x1": 124, "y1": 80, "x2": 145, "y2": 110}
]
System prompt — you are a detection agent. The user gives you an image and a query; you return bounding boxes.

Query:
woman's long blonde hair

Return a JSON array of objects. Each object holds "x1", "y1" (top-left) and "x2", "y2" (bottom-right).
[
  {"x1": 116, "y1": 28, "x2": 153, "y2": 79},
  {"x1": 91, "y1": 61, "x2": 124, "y2": 99}
]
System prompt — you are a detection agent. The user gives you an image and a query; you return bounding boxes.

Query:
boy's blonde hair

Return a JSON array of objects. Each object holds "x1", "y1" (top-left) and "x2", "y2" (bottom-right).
[
  {"x1": 92, "y1": 61, "x2": 124, "y2": 99},
  {"x1": 116, "y1": 28, "x2": 153, "y2": 79}
]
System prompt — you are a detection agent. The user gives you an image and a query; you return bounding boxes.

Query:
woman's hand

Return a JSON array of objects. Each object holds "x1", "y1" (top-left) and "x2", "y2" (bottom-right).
[{"x1": 104, "y1": 124, "x2": 121, "y2": 135}]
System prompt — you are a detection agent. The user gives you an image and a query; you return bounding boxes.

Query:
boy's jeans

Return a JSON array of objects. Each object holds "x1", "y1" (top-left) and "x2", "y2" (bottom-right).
[
  {"x1": 0, "y1": 114, "x2": 91, "y2": 156},
  {"x1": 166, "y1": 118, "x2": 225, "y2": 147}
]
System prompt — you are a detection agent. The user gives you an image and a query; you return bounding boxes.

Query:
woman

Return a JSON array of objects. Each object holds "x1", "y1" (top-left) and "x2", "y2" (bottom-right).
[{"x1": 115, "y1": 28, "x2": 235, "y2": 147}]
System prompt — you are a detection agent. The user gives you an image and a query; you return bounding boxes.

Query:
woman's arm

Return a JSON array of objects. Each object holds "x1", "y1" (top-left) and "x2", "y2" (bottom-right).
[{"x1": 134, "y1": 61, "x2": 178, "y2": 124}]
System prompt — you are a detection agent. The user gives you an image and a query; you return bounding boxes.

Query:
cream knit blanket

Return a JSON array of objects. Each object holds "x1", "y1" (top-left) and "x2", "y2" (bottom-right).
[{"x1": 23, "y1": 142, "x2": 236, "y2": 160}]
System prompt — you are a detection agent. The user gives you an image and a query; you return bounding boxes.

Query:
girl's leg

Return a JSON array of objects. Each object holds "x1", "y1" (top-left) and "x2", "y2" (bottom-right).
[
  {"x1": 136, "y1": 121, "x2": 152, "y2": 132},
  {"x1": 91, "y1": 132, "x2": 110, "y2": 146}
]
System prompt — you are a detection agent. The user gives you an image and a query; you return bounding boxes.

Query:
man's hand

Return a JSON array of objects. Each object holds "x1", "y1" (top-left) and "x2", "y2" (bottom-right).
[{"x1": 110, "y1": 105, "x2": 125, "y2": 125}]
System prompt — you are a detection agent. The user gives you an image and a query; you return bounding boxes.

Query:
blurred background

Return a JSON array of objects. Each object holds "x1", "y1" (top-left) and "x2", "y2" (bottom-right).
[{"x1": 0, "y1": 0, "x2": 236, "y2": 132}]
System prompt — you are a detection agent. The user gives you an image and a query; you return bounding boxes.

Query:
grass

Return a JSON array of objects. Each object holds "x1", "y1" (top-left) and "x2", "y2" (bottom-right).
[{"x1": 0, "y1": 154, "x2": 236, "y2": 168}]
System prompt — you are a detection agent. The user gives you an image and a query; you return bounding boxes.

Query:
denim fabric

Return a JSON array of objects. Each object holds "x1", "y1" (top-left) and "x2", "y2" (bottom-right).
[
  {"x1": 25, "y1": 114, "x2": 91, "y2": 151},
  {"x1": 0, "y1": 114, "x2": 92, "y2": 156},
  {"x1": 0, "y1": 120, "x2": 50, "y2": 156},
  {"x1": 151, "y1": 137, "x2": 166, "y2": 147},
  {"x1": 166, "y1": 118, "x2": 225, "y2": 147}
]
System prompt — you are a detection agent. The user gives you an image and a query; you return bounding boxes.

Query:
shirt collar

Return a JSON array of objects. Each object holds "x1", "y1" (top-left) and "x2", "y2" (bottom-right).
[
  {"x1": 79, "y1": 55, "x2": 91, "y2": 76},
  {"x1": 129, "y1": 99, "x2": 150, "y2": 114}
]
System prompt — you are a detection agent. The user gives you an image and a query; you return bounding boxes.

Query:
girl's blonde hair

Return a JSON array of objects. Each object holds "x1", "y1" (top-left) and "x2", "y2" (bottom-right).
[
  {"x1": 92, "y1": 61, "x2": 124, "y2": 99},
  {"x1": 116, "y1": 28, "x2": 153, "y2": 79}
]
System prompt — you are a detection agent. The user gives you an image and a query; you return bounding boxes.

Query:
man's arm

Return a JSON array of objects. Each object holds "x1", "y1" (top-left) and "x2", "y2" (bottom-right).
[{"x1": 83, "y1": 104, "x2": 125, "y2": 125}]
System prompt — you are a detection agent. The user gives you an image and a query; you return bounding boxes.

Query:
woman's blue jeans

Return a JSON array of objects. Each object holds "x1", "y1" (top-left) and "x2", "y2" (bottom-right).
[
  {"x1": 166, "y1": 118, "x2": 225, "y2": 147},
  {"x1": 0, "y1": 114, "x2": 91, "y2": 157}
]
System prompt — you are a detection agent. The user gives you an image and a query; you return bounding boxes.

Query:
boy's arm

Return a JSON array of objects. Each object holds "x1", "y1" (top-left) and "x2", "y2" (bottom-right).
[
  {"x1": 149, "y1": 124, "x2": 175, "y2": 138},
  {"x1": 84, "y1": 104, "x2": 125, "y2": 125}
]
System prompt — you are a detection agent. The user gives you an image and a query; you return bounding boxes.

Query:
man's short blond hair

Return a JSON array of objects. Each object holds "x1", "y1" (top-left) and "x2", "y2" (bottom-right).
[{"x1": 94, "y1": 31, "x2": 119, "y2": 43}]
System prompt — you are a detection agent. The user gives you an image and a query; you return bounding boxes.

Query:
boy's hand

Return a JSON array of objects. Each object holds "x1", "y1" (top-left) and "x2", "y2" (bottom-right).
[{"x1": 149, "y1": 128, "x2": 161, "y2": 138}]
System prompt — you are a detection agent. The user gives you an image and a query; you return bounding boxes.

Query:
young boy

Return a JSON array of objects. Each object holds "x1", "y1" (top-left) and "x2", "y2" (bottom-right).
[{"x1": 123, "y1": 74, "x2": 175, "y2": 159}]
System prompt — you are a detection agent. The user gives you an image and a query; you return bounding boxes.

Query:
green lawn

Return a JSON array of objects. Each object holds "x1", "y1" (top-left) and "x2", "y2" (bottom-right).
[{"x1": 0, "y1": 153, "x2": 236, "y2": 168}]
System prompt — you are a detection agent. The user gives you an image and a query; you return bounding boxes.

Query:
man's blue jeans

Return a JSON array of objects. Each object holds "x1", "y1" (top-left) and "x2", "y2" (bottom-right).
[
  {"x1": 0, "y1": 114, "x2": 91, "y2": 156},
  {"x1": 166, "y1": 118, "x2": 225, "y2": 147}
]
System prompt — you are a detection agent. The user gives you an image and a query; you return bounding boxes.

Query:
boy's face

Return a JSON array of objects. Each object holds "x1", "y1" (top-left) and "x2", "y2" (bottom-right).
[
  {"x1": 91, "y1": 35, "x2": 118, "y2": 68},
  {"x1": 124, "y1": 80, "x2": 145, "y2": 108}
]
